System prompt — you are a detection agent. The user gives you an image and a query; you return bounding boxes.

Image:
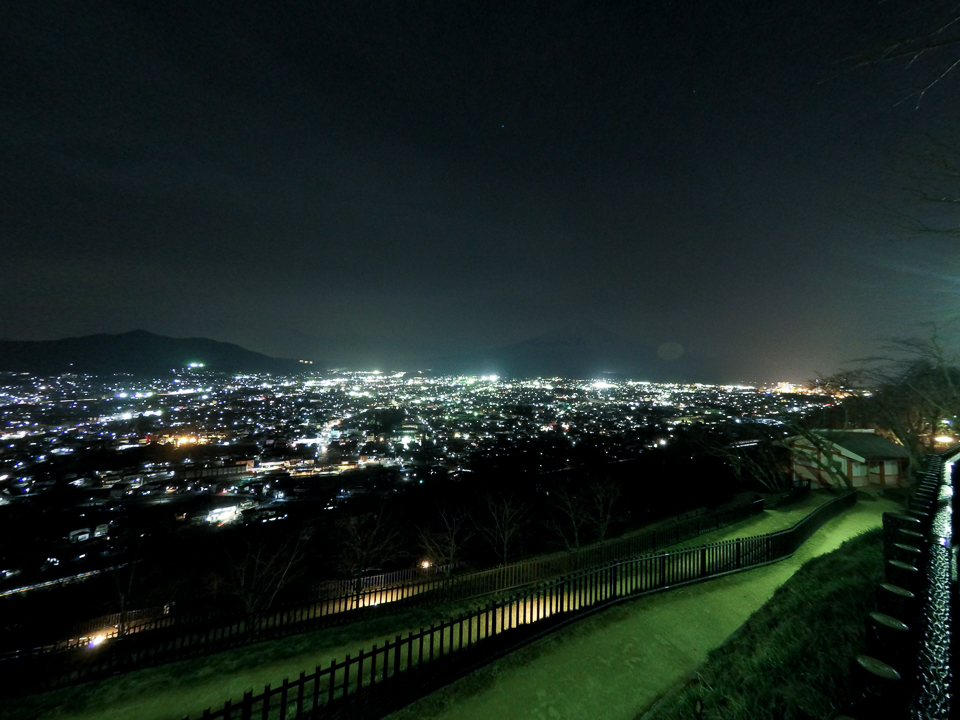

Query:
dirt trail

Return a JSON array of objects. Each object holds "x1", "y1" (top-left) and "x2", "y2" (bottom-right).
[{"x1": 388, "y1": 493, "x2": 901, "y2": 720}]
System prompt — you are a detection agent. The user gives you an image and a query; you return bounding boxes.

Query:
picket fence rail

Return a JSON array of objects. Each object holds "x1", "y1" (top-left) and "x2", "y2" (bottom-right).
[
  {"x1": 179, "y1": 491, "x2": 855, "y2": 720},
  {"x1": 2, "y1": 497, "x2": 765, "y2": 687}
]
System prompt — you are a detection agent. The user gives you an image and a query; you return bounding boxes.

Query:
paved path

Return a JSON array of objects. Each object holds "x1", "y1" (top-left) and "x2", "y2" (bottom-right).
[{"x1": 388, "y1": 492, "x2": 901, "y2": 720}]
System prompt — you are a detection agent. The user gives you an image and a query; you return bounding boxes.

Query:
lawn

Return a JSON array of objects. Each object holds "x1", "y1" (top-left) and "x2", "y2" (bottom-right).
[
  {"x1": 640, "y1": 527, "x2": 886, "y2": 720},
  {"x1": 666, "y1": 489, "x2": 839, "y2": 551},
  {"x1": 5, "y1": 491, "x2": 895, "y2": 720},
  {"x1": 384, "y1": 492, "x2": 900, "y2": 720},
  {"x1": 1, "y1": 602, "x2": 471, "y2": 720}
]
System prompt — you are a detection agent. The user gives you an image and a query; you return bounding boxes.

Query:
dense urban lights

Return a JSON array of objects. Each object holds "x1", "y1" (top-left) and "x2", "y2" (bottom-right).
[{"x1": 0, "y1": 368, "x2": 837, "y2": 597}]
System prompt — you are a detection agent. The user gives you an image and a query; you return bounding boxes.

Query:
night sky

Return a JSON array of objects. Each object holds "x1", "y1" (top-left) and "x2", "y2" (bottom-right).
[{"x1": 4, "y1": 1, "x2": 960, "y2": 382}]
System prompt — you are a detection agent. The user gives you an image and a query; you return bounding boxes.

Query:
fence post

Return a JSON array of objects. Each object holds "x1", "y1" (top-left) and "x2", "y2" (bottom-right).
[
  {"x1": 241, "y1": 690, "x2": 252, "y2": 720},
  {"x1": 297, "y1": 671, "x2": 305, "y2": 715},
  {"x1": 278, "y1": 678, "x2": 289, "y2": 720},
  {"x1": 328, "y1": 659, "x2": 336, "y2": 707},
  {"x1": 356, "y1": 650, "x2": 365, "y2": 695},
  {"x1": 262, "y1": 684, "x2": 273, "y2": 720},
  {"x1": 382, "y1": 638, "x2": 390, "y2": 684}
]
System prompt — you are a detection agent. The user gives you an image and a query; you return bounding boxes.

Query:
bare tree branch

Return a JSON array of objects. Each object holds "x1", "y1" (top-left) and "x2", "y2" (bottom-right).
[
  {"x1": 419, "y1": 505, "x2": 473, "y2": 577},
  {"x1": 335, "y1": 505, "x2": 403, "y2": 602},
  {"x1": 216, "y1": 525, "x2": 313, "y2": 635},
  {"x1": 475, "y1": 491, "x2": 530, "y2": 565},
  {"x1": 585, "y1": 477, "x2": 621, "y2": 543},
  {"x1": 547, "y1": 484, "x2": 590, "y2": 551}
]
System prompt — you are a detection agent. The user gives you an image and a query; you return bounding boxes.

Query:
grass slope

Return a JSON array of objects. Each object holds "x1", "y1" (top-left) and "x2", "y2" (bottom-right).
[
  {"x1": 6, "y1": 492, "x2": 895, "y2": 720},
  {"x1": 385, "y1": 493, "x2": 898, "y2": 720},
  {"x1": 1, "y1": 603, "x2": 469, "y2": 720},
  {"x1": 666, "y1": 490, "x2": 837, "y2": 552},
  {"x1": 641, "y1": 528, "x2": 884, "y2": 720}
]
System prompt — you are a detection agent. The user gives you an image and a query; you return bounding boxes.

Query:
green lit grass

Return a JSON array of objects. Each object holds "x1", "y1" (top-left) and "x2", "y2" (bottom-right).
[
  {"x1": 640, "y1": 528, "x2": 885, "y2": 720},
  {"x1": 6, "y1": 492, "x2": 895, "y2": 720},
  {"x1": 0, "y1": 601, "x2": 476, "y2": 720},
  {"x1": 384, "y1": 493, "x2": 899, "y2": 720},
  {"x1": 667, "y1": 489, "x2": 838, "y2": 551}
]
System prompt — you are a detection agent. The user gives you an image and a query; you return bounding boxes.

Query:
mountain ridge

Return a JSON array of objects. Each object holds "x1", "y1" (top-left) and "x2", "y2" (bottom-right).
[
  {"x1": 0, "y1": 330, "x2": 306, "y2": 376},
  {"x1": 0, "y1": 326, "x2": 733, "y2": 382}
]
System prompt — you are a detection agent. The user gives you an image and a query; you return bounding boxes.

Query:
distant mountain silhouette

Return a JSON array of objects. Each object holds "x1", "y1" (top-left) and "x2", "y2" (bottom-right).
[
  {"x1": 0, "y1": 330, "x2": 306, "y2": 376},
  {"x1": 421, "y1": 321, "x2": 734, "y2": 382},
  {"x1": 422, "y1": 322, "x2": 648, "y2": 379}
]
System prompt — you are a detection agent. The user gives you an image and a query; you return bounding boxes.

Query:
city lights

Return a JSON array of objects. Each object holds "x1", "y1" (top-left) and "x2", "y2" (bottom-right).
[{"x1": 0, "y1": 366, "x2": 841, "y2": 607}]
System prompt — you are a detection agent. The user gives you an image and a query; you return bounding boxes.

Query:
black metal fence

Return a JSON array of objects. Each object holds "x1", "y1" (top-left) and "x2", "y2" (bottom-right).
[
  {"x1": 847, "y1": 452, "x2": 955, "y2": 719},
  {"x1": 331, "y1": 497, "x2": 766, "y2": 603},
  {"x1": 2, "y1": 498, "x2": 764, "y2": 683},
  {"x1": 175, "y1": 491, "x2": 856, "y2": 720},
  {"x1": 71, "y1": 605, "x2": 168, "y2": 639}
]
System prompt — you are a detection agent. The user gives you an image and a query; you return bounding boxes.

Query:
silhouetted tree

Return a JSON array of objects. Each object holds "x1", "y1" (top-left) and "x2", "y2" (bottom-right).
[
  {"x1": 819, "y1": 332, "x2": 960, "y2": 470},
  {"x1": 585, "y1": 477, "x2": 621, "y2": 543},
  {"x1": 110, "y1": 559, "x2": 142, "y2": 638},
  {"x1": 699, "y1": 425, "x2": 792, "y2": 492},
  {"x1": 215, "y1": 525, "x2": 313, "y2": 637},
  {"x1": 419, "y1": 505, "x2": 473, "y2": 584},
  {"x1": 786, "y1": 426, "x2": 855, "y2": 491},
  {"x1": 547, "y1": 484, "x2": 590, "y2": 551},
  {"x1": 106, "y1": 526, "x2": 177, "y2": 636},
  {"x1": 476, "y1": 491, "x2": 530, "y2": 565},
  {"x1": 852, "y1": 4, "x2": 960, "y2": 106},
  {"x1": 335, "y1": 506, "x2": 403, "y2": 605}
]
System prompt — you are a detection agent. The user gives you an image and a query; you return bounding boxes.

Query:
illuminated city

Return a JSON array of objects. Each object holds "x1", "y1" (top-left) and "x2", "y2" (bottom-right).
[
  {"x1": 3, "y1": 0, "x2": 959, "y2": 717},
  {"x1": 0, "y1": 369, "x2": 833, "y2": 516},
  {"x1": 0, "y1": 364, "x2": 842, "y2": 599}
]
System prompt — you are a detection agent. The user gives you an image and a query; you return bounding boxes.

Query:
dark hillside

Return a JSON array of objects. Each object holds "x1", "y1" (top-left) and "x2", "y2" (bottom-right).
[{"x1": 0, "y1": 330, "x2": 306, "y2": 376}]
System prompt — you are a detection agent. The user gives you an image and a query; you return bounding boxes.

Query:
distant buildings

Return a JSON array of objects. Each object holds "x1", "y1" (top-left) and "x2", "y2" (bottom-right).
[
  {"x1": 1, "y1": 368, "x2": 843, "y2": 587},
  {"x1": 787, "y1": 430, "x2": 911, "y2": 488}
]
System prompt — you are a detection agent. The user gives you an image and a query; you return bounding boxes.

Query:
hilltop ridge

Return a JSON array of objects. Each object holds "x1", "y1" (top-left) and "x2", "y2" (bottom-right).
[{"x1": 0, "y1": 330, "x2": 307, "y2": 376}]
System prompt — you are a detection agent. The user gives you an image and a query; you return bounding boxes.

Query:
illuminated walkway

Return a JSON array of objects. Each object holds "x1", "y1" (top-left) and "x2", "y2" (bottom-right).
[
  {"x1": 386, "y1": 493, "x2": 902, "y2": 720},
  {"x1": 11, "y1": 493, "x2": 879, "y2": 720}
]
